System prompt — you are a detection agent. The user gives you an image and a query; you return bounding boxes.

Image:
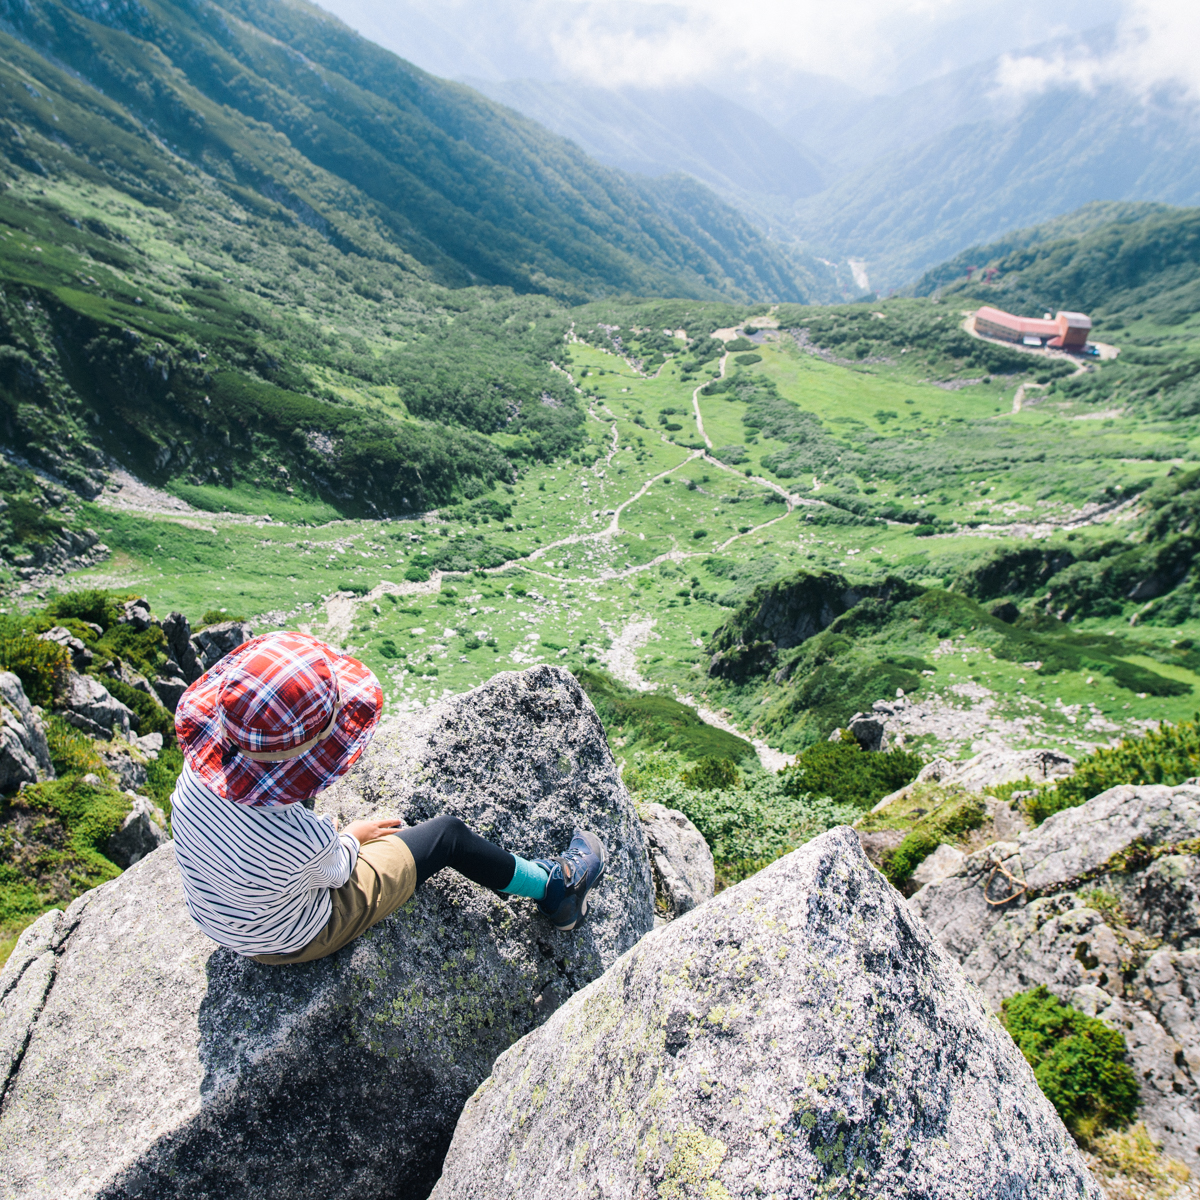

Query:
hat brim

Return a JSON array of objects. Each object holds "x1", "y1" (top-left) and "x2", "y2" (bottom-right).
[{"x1": 176, "y1": 635, "x2": 382, "y2": 806}]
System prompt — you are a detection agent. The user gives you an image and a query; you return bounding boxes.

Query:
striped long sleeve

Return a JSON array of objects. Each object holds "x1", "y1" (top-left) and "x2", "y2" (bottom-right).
[{"x1": 170, "y1": 765, "x2": 360, "y2": 956}]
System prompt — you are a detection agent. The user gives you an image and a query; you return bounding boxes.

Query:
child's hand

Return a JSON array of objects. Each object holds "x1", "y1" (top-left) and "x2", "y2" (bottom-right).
[{"x1": 345, "y1": 817, "x2": 404, "y2": 845}]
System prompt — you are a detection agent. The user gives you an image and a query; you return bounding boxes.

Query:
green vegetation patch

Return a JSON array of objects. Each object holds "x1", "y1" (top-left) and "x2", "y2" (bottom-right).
[
  {"x1": 624, "y1": 750, "x2": 858, "y2": 886},
  {"x1": 1027, "y1": 717, "x2": 1200, "y2": 824},
  {"x1": 1000, "y1": 986, "x2": 1139, "y2": 1142},
  {"x1": 0, "y1": 777, "x2": 129, "y2": 951},
  {"x1": 780, "y1": 736, "x2": 924, "y2": 809},
  {"x1": 576, "y1": 669, "x2": 753, "y2": 764}
]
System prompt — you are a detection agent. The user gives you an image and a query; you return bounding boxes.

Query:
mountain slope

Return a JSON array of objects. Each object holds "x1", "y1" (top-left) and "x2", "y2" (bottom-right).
[
  {"x1": 0, "y1": 0, "x2": 827, "y2": 304},
  {"x1": 466, "y1": 79, "x2": 826, "y2": 208}
]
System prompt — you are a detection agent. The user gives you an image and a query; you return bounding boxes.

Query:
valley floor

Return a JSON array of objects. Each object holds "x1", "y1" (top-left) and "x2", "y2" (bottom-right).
[{"x1": 23, "y1": 325, "x2": 1199, "y2": 764}]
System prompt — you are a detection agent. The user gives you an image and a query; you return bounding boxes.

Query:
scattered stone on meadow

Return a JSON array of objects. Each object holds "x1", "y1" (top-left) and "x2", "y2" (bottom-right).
[
  {"x1": 0, "y1": 665, "x2": 653, "y2": 1200},
  {"x1": 432, "y1": 826, "x2": 1101, "y2": 1200}
]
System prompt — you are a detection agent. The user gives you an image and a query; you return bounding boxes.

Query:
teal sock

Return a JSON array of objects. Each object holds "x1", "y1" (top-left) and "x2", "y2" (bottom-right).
[{"x1": 501, "y1": 855, "x2": 549, "y2": 900}]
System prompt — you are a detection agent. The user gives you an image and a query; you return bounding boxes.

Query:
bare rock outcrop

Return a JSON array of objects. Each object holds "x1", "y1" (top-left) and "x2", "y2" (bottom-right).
[
  {"x1": 54, "y1": 671, "x2": 134, "y2": 740},
  {"x1": 0, "y1": 671, "x2": 53, "y2": 789},
  {"x1": 104, "y1": 795, "x2": 169, "y2": 868},
  {"x1": 190, "y1": 620, "x2": 255, "y2": 673},
  {"x1": 912, "y1": 783, "x2": 1200, "y2": 1168},
  {"x1": 0, "y1": 665, "x2": 653, "y2": 1200},
  {"x1": 433, "y1": 827, "x2": 1101, "y2": 1200},
  {"x1": 638, "y1": 802, "x2": 714, "y2": 918}
]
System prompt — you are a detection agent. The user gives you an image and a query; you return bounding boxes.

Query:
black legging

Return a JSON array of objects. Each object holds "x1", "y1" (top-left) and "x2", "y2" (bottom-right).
[{"x1": 395, "y1": 815, "x2": 517, "y2": 891}]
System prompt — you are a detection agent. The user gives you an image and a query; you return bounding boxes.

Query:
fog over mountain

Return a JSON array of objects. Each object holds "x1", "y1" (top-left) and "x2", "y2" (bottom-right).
[{"x1": 319, "y1": 0, "x2": 1200, "y2": 291}]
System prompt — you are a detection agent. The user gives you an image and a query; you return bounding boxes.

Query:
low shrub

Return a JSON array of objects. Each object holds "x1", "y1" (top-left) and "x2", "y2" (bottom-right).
[
  {"x1": 1028, "y1": 717, "x2": 1200, "y2": 824},
  {"x1": 145, "y1": 745, "x2": 184, "y2": 818},
  {"x1": 913, "y1": 524, "x2": 938, "y2": 537},
  {"x1": 104, "y1": 677, "x2": 175, "y2": 741},
  {"x1": 779, "y1": 737, "x2": 924, "y2": 809},
  {"x1": 200, "y1": 609, "x2": 245, "y2": 627},
  {"x1": 0, "y1": 619, "x2": 70, "y2": 707},
  {"x1": 44, "y1": 713, "x2": 104, "y2": 777},
  {"x1": 0, "y1": 778, "x2": 130, "y2": 931},
  {"x1": 404, "y1": 565, "x2": 431, "y2": 583},
  {"x1": 624, "y1": 750, "x2": 858, "y2": 886},
  {"x1": 378, "y1": 638, "x2": 402, "y2": 659},
  {"x1": 337, "y1": 583, "x2": 370, "y2": 597},
  {"x1": 680, "y1": 755, "x2": 740, "y2": 791},
  {"x1": 1000, "y1": 986, "x2": 1139, "y2": 1141}
]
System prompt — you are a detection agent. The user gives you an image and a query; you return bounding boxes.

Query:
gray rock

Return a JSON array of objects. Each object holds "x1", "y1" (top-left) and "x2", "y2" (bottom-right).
[
  {"x1": 37, "y1": 625, "x2": 92, "y2": 669},
  {"x1": 105, "y1": 795, "x2": 169, "y2": 868},
  {"x1": 100, "y1": 746, "x2": 148, "y2": 793},
  {"x1": 950, "y1": 746, "x2": 1076, "y2": 793},
  {"x1": 54, "y1": 671, "x2": 133, "y2": 740},
  {"x1": 911, "y1": 783, "x2": 1200, "y2": 1167},
  {"x1": 162, "y1": 611, "x2": 201, "y2": 683},
  {"x1": 910, "y1": 842, "x2": 966, "y2": 889},
  {"x1": 431, "y1": 826, "x2": 1101, "y2": 1200},
  {"x1": 855, "y1": 826, "x2": 906, "y2": 865},
  {"x1": 638, "y1": 802, "x2": 714, "y2": 918},
  {"x1": 118, "y1": 596, "x2": 153, "y2": 632},
  {"x1": 134, "y1": 731, "x2": 163, "y2": 759},
  {"x1": 190, "y1": 620, "x2": 255, "y2": 672},
  {"x1": 153, "y1": 673, "x2": 188, "y2": 712},
  {"x1": 0, "y1": 665, "x2": 653, "y2": 1200},
  {"x1": 0, "y1": 672, "x2": 53, "y2": 788},
  {"x1": 847, "y1": 709, "x2": 887, "y2": 751},
  {"x1": 107, "y1": 658, "x2": 156, "y2": 697}
]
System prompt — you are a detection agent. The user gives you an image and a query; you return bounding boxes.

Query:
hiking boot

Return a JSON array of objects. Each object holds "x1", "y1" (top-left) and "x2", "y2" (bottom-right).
[{"x1": 535, "y1": 830, "x2": 606, "y2": 931}]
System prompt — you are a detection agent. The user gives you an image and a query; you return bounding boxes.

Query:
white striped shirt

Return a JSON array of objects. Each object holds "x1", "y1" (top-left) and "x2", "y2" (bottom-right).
[{"x1": 170, "y1": 765, "x2": 360, "y2": 956}]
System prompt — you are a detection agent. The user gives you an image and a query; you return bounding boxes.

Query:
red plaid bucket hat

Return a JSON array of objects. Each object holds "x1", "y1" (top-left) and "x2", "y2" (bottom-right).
[{"x1": 175, "y1": 631, "x2": 383, "y2": 807}]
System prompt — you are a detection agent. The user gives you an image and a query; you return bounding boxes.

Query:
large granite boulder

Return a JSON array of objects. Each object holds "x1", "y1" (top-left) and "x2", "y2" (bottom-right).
[
  {"x1": 432, "y1": 827, "x2": 1101, "y2": 1199},
  {"x1": 0, "y1": 666, "x2": 653, "y2": 1200},
  {"x1": 912, "y1": 783, "x2": 1200, "y2": 1168},
  {"x1": 0, "y1": 671, "x2": 53, "y2": 789},
  {"x1": 638, "y1": 802, "x2": 714, "y2": 918}
]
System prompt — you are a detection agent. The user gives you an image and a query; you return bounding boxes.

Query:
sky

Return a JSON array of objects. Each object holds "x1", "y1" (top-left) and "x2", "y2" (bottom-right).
[{"x1": 315, "y1": 0, "x2": 1197, "y2": 101}]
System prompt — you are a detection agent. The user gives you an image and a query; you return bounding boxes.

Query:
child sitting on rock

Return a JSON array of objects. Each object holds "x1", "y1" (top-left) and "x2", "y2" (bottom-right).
[{"x1": 169, "y1": 631, "x2": 605, "y2": 963}]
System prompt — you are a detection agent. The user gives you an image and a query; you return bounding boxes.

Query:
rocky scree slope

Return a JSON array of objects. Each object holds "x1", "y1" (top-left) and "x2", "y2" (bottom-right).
[
  {"x1": 913, "y1": 782, "x2": 1200, "y2": 1169},
  {"x1": 433, "y1": 825, "x2": 1100, "y2": 1199},
  {"x1": 0, "y1": 664, "x2": 654, "y2": 1200}
]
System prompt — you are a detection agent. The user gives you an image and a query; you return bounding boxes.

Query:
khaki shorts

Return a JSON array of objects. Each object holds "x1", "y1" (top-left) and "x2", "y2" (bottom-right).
[{"x1": 253, "y1": 834, "x2": 417, "y2": 965}]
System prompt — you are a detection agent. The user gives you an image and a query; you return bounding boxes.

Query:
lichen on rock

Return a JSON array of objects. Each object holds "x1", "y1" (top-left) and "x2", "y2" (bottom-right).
[
  {"x1": 0, "y1": 665, "x2": 653, "y2": 1200},
  {"x1": 432, "y1": 826, "x2": 1101, "y2": 1199}
]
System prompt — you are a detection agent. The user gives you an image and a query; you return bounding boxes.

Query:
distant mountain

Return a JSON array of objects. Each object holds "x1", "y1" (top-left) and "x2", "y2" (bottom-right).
[
  {"x1": 466, "y1": 79, "x2": 826, "y2": 211},
  {"x1": 786, "y1": 82, "x2": 1200, "y2": 293}
]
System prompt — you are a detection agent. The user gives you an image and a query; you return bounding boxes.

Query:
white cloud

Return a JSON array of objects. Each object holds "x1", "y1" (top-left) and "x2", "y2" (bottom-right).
[
  {"x1": 320, "y1": 0, "x2": 1185, "y2": 98},
  {"x1": 996, "y1": 0, "x2": 1200, "y2": 102}
]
